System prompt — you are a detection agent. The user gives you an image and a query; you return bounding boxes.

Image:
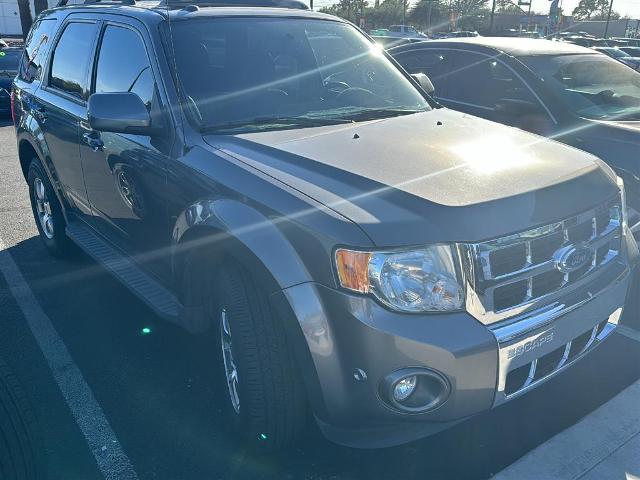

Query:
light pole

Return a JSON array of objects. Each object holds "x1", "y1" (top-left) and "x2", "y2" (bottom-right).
[
  {"x1": 603, "y1": 0, "x2": 614, "y2": 38},
  {"x1": 402, "y1": 0, "x2": 406, "y2": 26}
]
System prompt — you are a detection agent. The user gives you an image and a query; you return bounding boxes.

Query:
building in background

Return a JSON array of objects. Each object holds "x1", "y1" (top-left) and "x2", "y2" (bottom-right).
[{"x1": 1, "y1": 0, "x2": 56, "y2": 37}]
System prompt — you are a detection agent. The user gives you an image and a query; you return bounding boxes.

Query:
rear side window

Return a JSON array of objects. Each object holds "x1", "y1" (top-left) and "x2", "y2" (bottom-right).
[
  {"x1": 49, "y1": 22, "x2": 97, "y2": 100},
  {"x1": 94, "y1": 25, "x2": 155, "y2": 109},
  {"x1": 18, "y1": 18, "x2": 57, "y2": 83}
]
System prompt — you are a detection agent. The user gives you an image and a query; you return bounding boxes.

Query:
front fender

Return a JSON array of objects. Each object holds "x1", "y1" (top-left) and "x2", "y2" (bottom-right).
[{"x1": 173, "y1": 198, "x2": 313, "y2": 293}]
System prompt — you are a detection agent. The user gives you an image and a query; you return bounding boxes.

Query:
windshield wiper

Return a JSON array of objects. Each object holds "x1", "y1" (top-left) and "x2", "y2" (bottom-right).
[
  {"x1": 341, "y1": 108, "x2": 427, "y2": 122},
  {"x1": 203, "y1": 115, "x2": 353, "y2": 133}
]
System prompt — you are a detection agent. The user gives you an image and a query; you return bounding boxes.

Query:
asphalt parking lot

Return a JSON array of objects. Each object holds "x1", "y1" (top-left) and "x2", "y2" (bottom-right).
[{"x1": 0, "y1": 117, "x2": 639, "y2": 480}]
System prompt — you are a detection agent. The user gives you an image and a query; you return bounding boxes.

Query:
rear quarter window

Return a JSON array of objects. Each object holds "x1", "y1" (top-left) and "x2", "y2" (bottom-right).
[{"x1": 18, "y1": 17, "x2": 58, "y2": 83}]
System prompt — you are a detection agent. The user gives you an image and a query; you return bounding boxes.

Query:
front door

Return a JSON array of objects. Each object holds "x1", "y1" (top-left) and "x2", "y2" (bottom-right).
[{"x1": 80, "y1": 21, "x2": 173, "y2": 278}]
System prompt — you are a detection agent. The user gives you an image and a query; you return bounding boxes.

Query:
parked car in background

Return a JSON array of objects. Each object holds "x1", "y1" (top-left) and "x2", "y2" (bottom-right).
[
  {"x1": 593, "y1": 46, "x2": 640, "y2": 70},
  {"x1": 390, "y1": 38, "x2": 640, "y2": 236},
  {"x1": 371, "y1": 35, "x2": 412, "y2": 49},
  {"x1": 444, "y1": 30, "x2": 479, "y2": 38},
  {"x1": 619, "y1": 46, "x2": 640, "y2": 57},
  {"x1": 0, "y1": 47, "x2": 21, "y2": 116},
  {"x1": 613, "y1": 37, "x2": 640, "y2": 47},
  {"x1": 387, "y1": 24, "x2": 428, "y2": 39},
  {"x1": 13, "y1": 1, "x2": 638, "y2": 451}
]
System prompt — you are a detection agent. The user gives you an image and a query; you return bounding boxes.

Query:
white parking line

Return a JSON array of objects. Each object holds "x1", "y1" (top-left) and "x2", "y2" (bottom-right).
[{"x1": 0, "y1": 237, "x2": 138, "y2": 480}]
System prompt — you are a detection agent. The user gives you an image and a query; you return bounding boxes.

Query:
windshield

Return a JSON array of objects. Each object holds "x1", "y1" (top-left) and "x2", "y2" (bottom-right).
[
  {"x1": 521, "y1": 53, "x2": 640, "y2": 121},
  {"x1": 596, "y1": 48, "x2": 630, "y2": 58},
  {"x1": 168, "y1": 17, "x2": 430, "y2": 133},
  {"x1": 0, "y1": 50, "x2": 21, "y2": 72}
]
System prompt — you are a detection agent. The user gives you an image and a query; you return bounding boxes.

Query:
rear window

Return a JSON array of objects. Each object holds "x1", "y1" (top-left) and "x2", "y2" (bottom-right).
[{"x1": 18, "y1": 17, "x2": 57, "y2": 83}]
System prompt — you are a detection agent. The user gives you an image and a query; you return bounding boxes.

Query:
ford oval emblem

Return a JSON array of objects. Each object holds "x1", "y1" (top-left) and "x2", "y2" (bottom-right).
[{"x1": 553, "y1": 245, "x2": 594, "y2": 274}]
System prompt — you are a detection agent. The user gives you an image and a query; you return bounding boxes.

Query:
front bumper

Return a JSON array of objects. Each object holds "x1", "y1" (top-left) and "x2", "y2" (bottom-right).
[{"x1": 272, "y1": 231, "x2": 637, "y2": 449}]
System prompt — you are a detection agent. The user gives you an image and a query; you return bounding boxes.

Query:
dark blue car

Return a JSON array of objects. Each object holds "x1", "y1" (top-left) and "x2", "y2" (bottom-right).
[{"x1": 0, "y1": 47, "x2": 20, "y2": 116}]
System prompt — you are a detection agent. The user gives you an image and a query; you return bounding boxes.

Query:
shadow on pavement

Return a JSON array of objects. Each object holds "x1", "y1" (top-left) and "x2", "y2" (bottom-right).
[{"x1": 3, "y1": 235, "x2": 640, "y2": 480}]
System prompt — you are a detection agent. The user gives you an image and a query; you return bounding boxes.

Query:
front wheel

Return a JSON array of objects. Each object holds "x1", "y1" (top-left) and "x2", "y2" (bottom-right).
[{"x1": 212, "y1": 261, "x2": 307, "y2": 450}]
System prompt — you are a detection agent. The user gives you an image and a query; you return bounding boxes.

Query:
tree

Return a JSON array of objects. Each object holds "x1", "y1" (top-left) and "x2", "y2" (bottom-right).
[
  {"x1": 572, "y1": 0, "x2": 619, "y2": 20},
  {"x1": 34, "y1": 0, "x2": 49, "y2": 15},
  {"x1": 16, "y1": 0, "x2": 32, "y2": 39}
]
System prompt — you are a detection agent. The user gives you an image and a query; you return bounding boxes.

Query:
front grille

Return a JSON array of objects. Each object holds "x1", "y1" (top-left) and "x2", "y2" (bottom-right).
[
  {"x1": 503, "y1": 319, "x2": 610, "y2": 397},
  {"x1": 465, "y1": 198, "x2": 622, "y2": 320}
]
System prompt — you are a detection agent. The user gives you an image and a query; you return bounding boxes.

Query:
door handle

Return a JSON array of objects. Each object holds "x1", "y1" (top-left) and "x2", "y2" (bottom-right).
[{"x1": 82, "y1": 132, "x2": 104, "y2": 152}]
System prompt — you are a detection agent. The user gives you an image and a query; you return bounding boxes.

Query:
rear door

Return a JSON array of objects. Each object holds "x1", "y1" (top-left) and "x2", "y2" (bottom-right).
[{"x1": 35, "y1": 17, "x2": 99, "y2": 214}]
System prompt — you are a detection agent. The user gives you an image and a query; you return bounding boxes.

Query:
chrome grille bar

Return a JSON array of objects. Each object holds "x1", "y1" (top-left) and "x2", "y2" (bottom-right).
[{"x1": 462, "y1": 197, "x2": 622, "y2": 324}]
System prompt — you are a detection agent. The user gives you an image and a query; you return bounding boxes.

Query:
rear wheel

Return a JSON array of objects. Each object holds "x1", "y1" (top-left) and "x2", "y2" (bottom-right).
[
  {"x1": 27, "y1": 157, "x2": 76, "y2": 258},
  {"x1": 211, "y1": 261, "x2": 307, "y2": 450}
]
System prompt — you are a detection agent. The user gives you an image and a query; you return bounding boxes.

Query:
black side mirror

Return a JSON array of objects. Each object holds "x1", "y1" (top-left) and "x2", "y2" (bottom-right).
[
  {"x1": 494, "y1": 98, "x2": 544, "y2": 117},
  {"x1": 411, "y1": 73, "x2": 436, "y2": 96},
  {"x1": 88, "y1": 92, "x2": 154, "y2": 135}
]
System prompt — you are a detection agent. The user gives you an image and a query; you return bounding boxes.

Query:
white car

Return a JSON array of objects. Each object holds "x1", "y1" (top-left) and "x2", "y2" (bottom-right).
[{"x1": 387, "y1": 25, "x2": 428, "y2": 40}]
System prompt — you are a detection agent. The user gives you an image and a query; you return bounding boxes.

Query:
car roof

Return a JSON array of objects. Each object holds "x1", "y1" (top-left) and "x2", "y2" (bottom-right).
[
  {"x1": 50, "y1": 1, "x2": 338, "y2": 23},
  {"x1": 390, "y1": 37, "x2": 595, "y2": 57}
]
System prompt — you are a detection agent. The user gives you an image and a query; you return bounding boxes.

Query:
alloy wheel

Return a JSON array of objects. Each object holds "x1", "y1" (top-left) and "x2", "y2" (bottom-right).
[
  {"x1": 220, "y1": 308, "x2": 240, "y2": 414},
  {"x1": 33, "y1": 177, "x2": 54, "y2": 240}
]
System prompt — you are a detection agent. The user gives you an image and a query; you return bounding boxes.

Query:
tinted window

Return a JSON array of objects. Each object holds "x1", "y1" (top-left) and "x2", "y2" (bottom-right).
[
  {"x1": 18, "y1": 18, "x2": 57, "y2": 82},
  {"x1": 95, "y1": 25, "x2": 155, "y2": 109},
  {"x1": 50, "y1": 22, "x2": 97, "y2": 99},
  {"x1": 447, "y1": 51, "x2": 535, "y2": 108},
  {"x1": 521, "y1": 53, "x2": 640, "y2": 120},
  {"x1": 394, "y1": 49, "x2": 451, "y2": 93}
]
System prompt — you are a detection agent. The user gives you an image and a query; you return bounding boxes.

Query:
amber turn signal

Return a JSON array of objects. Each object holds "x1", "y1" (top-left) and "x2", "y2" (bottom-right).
[{"x1": 335, "y1": 249, "x2": 372, "y2": 293}]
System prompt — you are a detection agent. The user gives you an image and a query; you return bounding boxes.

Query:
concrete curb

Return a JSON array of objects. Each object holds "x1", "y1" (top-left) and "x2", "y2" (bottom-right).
[{"x1": 493, "y1": 365, "x2": 640, "y2": 479}]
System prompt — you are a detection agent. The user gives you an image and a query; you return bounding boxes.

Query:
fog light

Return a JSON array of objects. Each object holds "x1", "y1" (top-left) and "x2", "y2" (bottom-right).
[
  {"x1": 381, "y1": 367, "x2": 450, "y2": 413},
  {"x1": 393, "y1": 376, "x2": 417, "y2": 402}
]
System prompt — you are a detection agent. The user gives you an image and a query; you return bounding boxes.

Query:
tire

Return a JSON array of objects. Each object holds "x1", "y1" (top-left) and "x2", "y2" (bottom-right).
[
  {"x1": 0, "y1": 360, "x2": 43, "y2": 480},
  {"x1": 27, "y1": 157, "x2": 76, "y2": 258},
  {"x1": 212, "y1": 261, "x2": 307, "y2": 451}
]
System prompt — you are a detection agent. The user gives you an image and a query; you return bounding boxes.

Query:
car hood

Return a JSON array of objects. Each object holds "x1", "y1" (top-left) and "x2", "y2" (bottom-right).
[{"x1": 204, "y1": 109, "x2": 618, "y2": 245}]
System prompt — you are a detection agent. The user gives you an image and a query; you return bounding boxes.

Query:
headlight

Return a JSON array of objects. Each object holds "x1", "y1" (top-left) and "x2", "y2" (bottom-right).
[
  {"x1": 617, "y1": 176, "x2": 628, "y2": 230},
  {"x1": 335, "y1": 245, "x2": 464, "y2": 312}
]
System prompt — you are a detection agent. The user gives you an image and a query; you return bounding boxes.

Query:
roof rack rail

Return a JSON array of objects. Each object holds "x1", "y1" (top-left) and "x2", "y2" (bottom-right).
[
  {"x1": 157, "y1": 0, "x2": 308, "y2": 9},
  {"x1": 56, "y1": 0, "x2": 136, "y2": 7}
]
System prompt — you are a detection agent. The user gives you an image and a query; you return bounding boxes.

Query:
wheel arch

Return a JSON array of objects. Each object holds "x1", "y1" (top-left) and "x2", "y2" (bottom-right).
[{"x1": 173, "y1": 199, "x2": 325, "y2": 416}]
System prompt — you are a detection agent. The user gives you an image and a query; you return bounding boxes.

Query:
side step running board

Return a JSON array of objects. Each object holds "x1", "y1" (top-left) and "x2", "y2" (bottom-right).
[{"x1": 66, "y1": 222, "x2": 181, "y2": 322}]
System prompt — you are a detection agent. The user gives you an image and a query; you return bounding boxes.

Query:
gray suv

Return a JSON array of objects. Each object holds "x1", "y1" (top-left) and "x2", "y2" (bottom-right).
[{"x1": 12, "y1": 0, "x2": 638, "y2": 450}]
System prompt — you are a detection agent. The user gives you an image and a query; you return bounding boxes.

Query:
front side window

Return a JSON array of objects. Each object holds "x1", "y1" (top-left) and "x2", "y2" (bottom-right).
[
  {"x1": 49, "y1": 22, "x2": 97, "y2": 99},
  {"x1": 18, "y1": 18, "x2": 57, "y2": 83},
  {"x1": 394, "y1": 50, "x2": 451, "y2": 93},
  {"x1": 446, "y1": 52, "x2": 535, "y2": 109},
  {"x1": 94, "y1": 25, "x2": 155, "y2": 109},
  {"x1": 521, "y1": 53, "x2": 640, "y2": 121},
  {"x1": 169, "y1": 17, "x2": 430, "y2": 133}
]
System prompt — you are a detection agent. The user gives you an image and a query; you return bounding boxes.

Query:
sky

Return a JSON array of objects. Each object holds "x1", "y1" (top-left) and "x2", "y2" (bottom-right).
[{"x1": 311, "y1": 0, "x2": 640, "y2": 19}]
